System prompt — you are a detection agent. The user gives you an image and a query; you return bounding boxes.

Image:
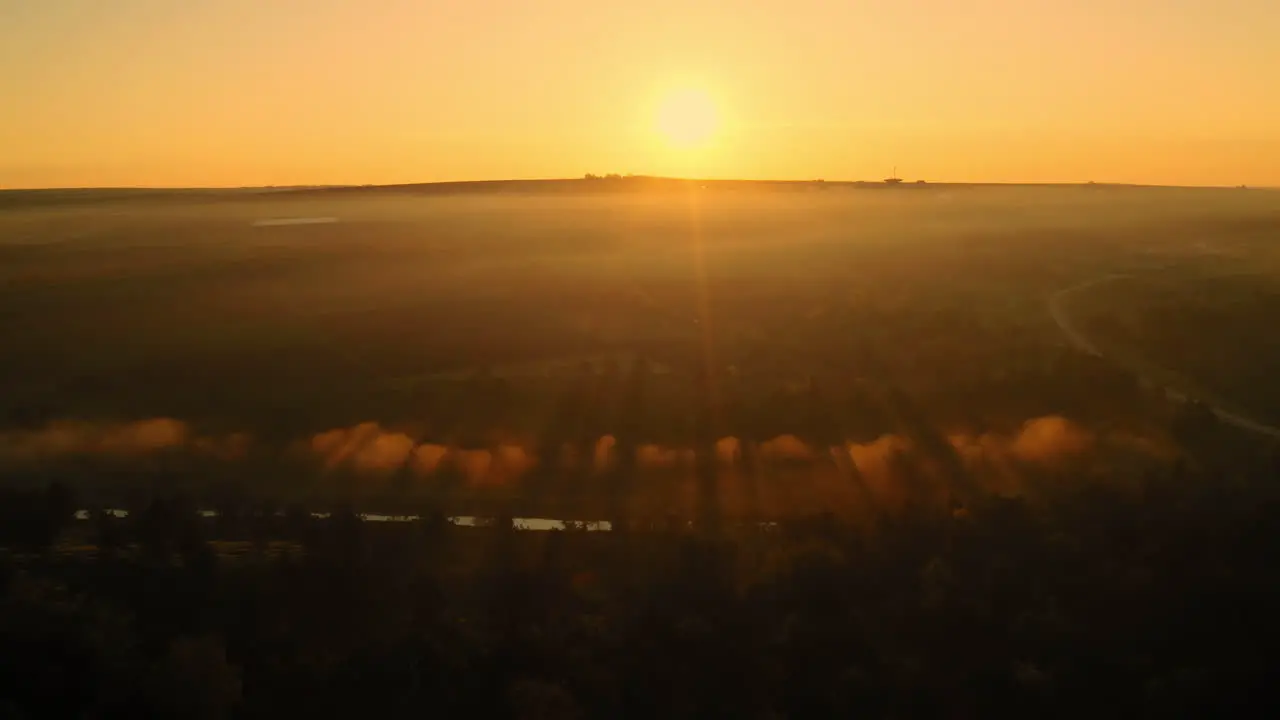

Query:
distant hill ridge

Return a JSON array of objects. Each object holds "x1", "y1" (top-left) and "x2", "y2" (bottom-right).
[{"x1": 0, "y1": 178, "x2": 1258, "y2": 208}]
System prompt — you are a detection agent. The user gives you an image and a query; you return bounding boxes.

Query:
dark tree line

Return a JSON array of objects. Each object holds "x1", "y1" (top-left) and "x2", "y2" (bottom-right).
[{"x1": 4, "y1": 443, "x2": 1280, "y2": 717}]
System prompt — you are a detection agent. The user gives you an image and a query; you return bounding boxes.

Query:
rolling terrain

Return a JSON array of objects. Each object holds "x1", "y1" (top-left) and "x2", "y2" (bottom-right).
[{"x1": 2, "y1": 182, "x2": 1278, "y2": 517}]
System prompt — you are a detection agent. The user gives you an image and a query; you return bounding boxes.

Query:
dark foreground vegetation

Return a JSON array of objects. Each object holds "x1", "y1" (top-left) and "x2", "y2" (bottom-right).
[{"x1": 4, "y1": 443, "x2": 1280, "y2": 719}]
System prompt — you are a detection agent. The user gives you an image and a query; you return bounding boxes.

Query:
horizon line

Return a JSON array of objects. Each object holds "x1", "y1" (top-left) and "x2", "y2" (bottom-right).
[{"x1": 0, "y1": 176, "x2": 1270, "y2": 193}]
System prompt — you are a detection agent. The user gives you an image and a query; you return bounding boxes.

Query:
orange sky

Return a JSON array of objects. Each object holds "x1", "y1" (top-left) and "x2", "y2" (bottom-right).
[{"x1": 3, "y1": 0, "x2": 1278, "y2": 188}]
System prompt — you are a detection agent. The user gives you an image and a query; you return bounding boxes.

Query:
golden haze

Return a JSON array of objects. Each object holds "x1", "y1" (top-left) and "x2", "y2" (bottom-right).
[{"x1": 2, "y1": 0, "x2": 1278, "y2": 188}]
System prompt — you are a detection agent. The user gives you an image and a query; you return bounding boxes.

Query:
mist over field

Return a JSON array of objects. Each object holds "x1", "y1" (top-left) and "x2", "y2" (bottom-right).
[
  {"x1": 2, "y1": 183, "x2": 1279, "y2": 515},
  {"x1": 6, "y1": 183, "x2": 1280, "y2": 718}
]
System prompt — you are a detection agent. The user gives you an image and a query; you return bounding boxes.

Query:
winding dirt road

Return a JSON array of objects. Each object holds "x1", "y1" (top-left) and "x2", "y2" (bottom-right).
[{"x1": 1049, "y1": 274, "x2": 1280, "y2": 440}]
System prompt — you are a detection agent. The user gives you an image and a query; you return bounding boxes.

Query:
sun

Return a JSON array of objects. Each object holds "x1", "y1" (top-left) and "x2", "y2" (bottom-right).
[{"x1": 654, "y1": 89, "x2": 720, "y2": 149}]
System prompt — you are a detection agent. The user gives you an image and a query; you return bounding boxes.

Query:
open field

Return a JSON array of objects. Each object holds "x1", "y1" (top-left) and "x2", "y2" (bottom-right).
[
  {"x1": 3, "y1": 182, "x2": 1279, "y2": 516},
  {"x1": 1064, "y1": 266, "x2": 1280, "y2": 429}
]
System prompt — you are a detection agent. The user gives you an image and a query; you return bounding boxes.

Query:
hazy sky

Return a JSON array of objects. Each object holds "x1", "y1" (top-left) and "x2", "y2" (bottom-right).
[{"x1": 3, "y1": 0, "x2": 1278, "y2": 187}]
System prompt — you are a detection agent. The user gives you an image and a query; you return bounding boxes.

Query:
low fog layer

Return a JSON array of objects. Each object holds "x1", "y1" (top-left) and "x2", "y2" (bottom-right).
[{"x1": 0, "y1": 412, "x2": 1172, "y2": 518}]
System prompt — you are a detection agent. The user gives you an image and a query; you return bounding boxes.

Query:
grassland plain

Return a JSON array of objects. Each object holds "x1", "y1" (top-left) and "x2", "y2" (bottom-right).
[
  {"x1": 1065, "y1": 269, "x2": 1280, "y2": 429},
  {"x1": 2, "y1": 183, "x2": 1278, "y2": 515}
]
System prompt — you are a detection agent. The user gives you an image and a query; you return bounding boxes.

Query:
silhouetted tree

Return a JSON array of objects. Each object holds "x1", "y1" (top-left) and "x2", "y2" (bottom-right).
[{"x1": 0, "y1": 483, "x2": 76, "y2": 552}]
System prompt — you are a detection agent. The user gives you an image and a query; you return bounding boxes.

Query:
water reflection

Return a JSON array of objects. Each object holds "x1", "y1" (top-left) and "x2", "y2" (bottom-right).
[{"x1": 74, "y1": 508, "x2": 613, "y2": 531}]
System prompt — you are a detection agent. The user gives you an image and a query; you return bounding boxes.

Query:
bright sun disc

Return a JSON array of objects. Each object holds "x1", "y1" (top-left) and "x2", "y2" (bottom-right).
[{"x1": 655, "y1": 89, "x2": 719, "y2": 148}]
